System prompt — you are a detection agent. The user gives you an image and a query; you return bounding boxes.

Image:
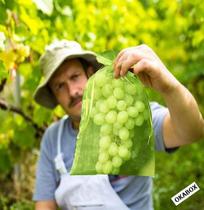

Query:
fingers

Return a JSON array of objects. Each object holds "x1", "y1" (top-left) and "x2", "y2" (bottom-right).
[
  {"x1": 114, "y1": 48, "x2": 144, "y2": 78},
  {"x1": 113, "y1": 44, "x2": 172, "y2": 93},
  {"x1": 113, "y1": 50, "x2": 126, "y2": 78},
  {"x1": 114, "y1": 48, "x2": 126, "y2": 66},
  {"x1": 132, "y1": 58, "x2": 158, "y2": 77},
  {"x1": 119, "y1": 57, "x2": 138, "y2": 77}
]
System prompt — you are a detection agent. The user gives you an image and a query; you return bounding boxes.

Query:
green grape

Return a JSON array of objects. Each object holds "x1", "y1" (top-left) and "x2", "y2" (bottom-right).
[
  {"x1": 99, "y1": 146, "x2": 106, "y2": 153},
  {"x1": 93, "y1": 113, "x2": 105, "y2": 125},
  {"x1": 113, "y1": 127, "x2": 119, "y2": 136},
  {"x1": 123, "y1": 150, "x2": 131, "y2": 161},
  {"x1": 95, "y1": 73, "x2": 107, "y2": 87},
  {"x1": 16, "y1": 44, "x2": 30, "y2": 63},
  {"x1": 99, "y1": 101, "x2": 109, "y2": 114},
  {"x1": 113, "y1": 122, "x2": 123, "y2": 136},
  {"x1": 112, "y1": 156, "x2": 123, "y2": 168},
  {"x1": 117, "y1": 111, "x2": 128, "y2": 124},
  {"x1": 118, "y1": 146, "x2": 130, "y2": 159},
  {"x1": 99, "y1": 136, "x2": 111, "y2": 149},
  {"x1": 90, "y1": 107, "x2": 98, "y2": 118},
  {"x1": 117, "y1": 100, "x2": 127, "y2": 111},
  {"x1": 99, "y1": 152, "x2": 109, "y2": 163},
  {"x1": 119, "y1": 127, "x2": 130, "y2": 140},
  {"x1": 125, "y1": 118, "x2": 135, "y2": 130},
  {"x1": 124, "y1": 95, "x2": 134, "y2": 106},
  {"x1": 108, "y1": 143, "x2": 118, "y2": 156},
  {"x1": 107, "y1": 95, "x2": 117, "y2": 109},
  {"x1": 131, "y1": 151, "x2": 139, "y2": 159},
  {"x1": 125, "y1": 84, "x2": 137, "y2": 95},
  {"x1": 17, "y1": 44, "x2": 30, "y2": 57},
  {"x1": 103, "y1": 161, "x2": 113, "y2": 174},
  {"x1": 129, "y1": 130, "x2": 134, "y2": 138},
  {"x1": 105, "y1": 110, "x2": 117, "y2": 124},
  {"x1": 113, "y1": 122, "x2": 123, "y2": 130},
  {"x1": 96, "y1": 99, "x2": 104, "y2": 110},
  {"x1": 135, "y1": 115, "x2": 144, "y2": 126},
  {"x1": 127, "y1": 106, "x2": 138, "y2": 118},
  {"x1": 114, "y1": 137, "x2": 122, "y2": 145},
  {"x1": 112, "y1": 167, "x2": 120, "y2": 175},
  {"x1": 94, "y1": 87, "x2": 102, "y2": 100},
  {"x1": 100, "y1": 124, "x2": 112, "y2": 135},
  {"x1": 102, "y1": 84, "x2": 112, "y2": 97},
  {"x1": 123, "y1": 139, "x2": 133, "y2": 149},
  {"x1": 113, "y1": 87, "x2": 125, "y2": 99},
  {"x1": 135, "y1": 101, "x2": 145, "y2": 112},
  {"x1": 95, "y1": 161, "x2": 103, "y2": 173},
  {"x1": 112, "y1": 79, "x2": 124, "y2": 88}
]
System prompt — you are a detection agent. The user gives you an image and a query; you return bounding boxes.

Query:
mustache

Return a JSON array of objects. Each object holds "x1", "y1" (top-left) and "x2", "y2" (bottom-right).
[{"x1": 68, "y1": 95, "x2": 82, "y2": 108}]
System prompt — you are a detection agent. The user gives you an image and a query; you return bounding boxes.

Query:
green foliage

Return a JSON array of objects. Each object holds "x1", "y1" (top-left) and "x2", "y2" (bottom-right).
[
  {"x1": 0, "y1": 0, "x2": 203, "y2": 209},
  {"x1": 10, "y1": 200, "x2": 34, "y2": 210},
  {"x1": 0, "y1": 60, "x2": 7, "y2": 80},
  {"x1": 33, "y1": 0, "x2": 54, "y2": 16},
  {"x1": 154, "y1": 140, "x2": 204, "y2": 210},
  {"x1": 0, "y1": 148, "x2": 12, "y2": 175},
  {"x1": 0, "y1": 196, "x2": 34, "y2": 210}
]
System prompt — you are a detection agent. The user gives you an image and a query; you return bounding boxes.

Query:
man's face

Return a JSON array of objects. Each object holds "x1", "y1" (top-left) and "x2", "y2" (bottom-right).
[{"x1": 49, "y1": 58, "x2": 93, "y2": 121}]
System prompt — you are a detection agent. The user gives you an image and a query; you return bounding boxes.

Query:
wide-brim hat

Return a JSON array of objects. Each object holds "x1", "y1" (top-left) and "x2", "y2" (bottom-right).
[{"x1": 33, "y1": 40, "x2": 102, "y2": 109}]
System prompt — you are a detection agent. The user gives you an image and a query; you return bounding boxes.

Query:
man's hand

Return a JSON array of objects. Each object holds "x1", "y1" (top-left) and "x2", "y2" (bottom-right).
[
  {"x1": 113, "y1": 44, "x2": 180, "y2": 96},
  {"x1": 114, "y1": 44, "x2": 204, "y2": 147}
]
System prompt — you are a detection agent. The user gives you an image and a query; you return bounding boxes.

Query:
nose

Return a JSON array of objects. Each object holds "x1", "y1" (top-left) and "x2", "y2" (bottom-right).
[{"x1": 68, "y1": 81, "x2": 80, "y2": 97}]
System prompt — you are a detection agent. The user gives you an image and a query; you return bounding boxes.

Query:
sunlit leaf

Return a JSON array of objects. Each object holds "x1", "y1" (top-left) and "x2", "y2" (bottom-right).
[
  {"x1": 13, "y1": 123, "x2": 35, "y2": 149},
  {"x1": 0, "y1": 31, "x2": 5, "y2": 50},
  {"x1": 32, "y1": 0, "x2": 53, "y2": 15},
  {"x1": 0, "y1": 5, "x2": 7, "y2": 24},
  {"x1": 0, "y1": 59, "x2": 8, "y2": 80}
]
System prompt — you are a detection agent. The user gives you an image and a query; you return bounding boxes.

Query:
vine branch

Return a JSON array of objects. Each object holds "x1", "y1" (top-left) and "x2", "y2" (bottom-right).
[
  {"x1": 0, "y1": 98, "x2": 45, "y2": 137},
  {"x1": 0, "y1": 78, "x2": 7, "y2": 92}
]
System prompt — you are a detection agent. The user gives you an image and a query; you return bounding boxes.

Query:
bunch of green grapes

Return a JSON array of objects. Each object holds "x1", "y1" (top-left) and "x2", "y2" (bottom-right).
[
  {"x1": 0, "y1": 43, "x2": 30, "y2": 70},
  {"x1": 90, "y1": 71, "x2": 147, "y2": 174},
  {"x1": 15, "y1": 44, "x2": 30, "y2": 63}
]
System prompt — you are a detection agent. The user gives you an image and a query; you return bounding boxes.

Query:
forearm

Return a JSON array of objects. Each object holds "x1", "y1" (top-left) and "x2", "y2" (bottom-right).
[
  {"x1": 35, "y1": 201, "x2": 57, "y2": 210},
  {"x1": 162, "y1": 82, "x2": 204, "y2": 144}
]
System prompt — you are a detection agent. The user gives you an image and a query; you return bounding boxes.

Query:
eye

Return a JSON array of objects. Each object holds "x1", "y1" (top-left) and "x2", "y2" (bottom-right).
[
  {"x1": 71, "y1": 74, "x2": 79, "y2": 80},
  {"x1": 55, "y1": 83, "x2": 65, "y2": 92}
]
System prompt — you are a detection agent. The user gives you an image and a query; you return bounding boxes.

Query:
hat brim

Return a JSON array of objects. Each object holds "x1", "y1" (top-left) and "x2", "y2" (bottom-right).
[{"x1": 34, "y1": 52, "x2": 103, "y2": 109}]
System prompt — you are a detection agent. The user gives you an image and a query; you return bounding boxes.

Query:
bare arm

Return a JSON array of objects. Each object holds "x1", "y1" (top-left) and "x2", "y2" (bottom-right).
[
  {"x1": 162, "y1": 83, "x2": 204, "y2": 148},
  {"x1": 35, "y1": 200, "x2": 57, "y2": 210},
  {"x1": 114, "y1": 44, "x2": 204, "y2": 148}
]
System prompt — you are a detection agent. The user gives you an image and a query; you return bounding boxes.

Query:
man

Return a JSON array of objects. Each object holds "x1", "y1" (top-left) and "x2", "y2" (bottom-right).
[{"x1": 33, "y1": 40, "x2": 204, "y2": 210}]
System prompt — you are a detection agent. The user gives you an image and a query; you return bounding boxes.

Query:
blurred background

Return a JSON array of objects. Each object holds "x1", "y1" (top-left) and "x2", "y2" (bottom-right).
[{"x1": 0, "y1": 0, "x2": 204, "y2": 209}]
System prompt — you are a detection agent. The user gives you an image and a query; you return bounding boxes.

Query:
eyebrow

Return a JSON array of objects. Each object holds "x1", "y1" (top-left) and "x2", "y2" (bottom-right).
[
  {"x1": 51, "y1": 67, "x2": 82, "y2": 89},
  {"x1": 49, "y1": 79, "x2": 62, "y2": 91}
]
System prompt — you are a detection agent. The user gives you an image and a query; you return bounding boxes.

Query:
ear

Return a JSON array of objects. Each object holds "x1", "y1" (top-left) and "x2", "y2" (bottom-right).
[{"x1": 86, "y1": 66, "x2": 95, "y2": 78}]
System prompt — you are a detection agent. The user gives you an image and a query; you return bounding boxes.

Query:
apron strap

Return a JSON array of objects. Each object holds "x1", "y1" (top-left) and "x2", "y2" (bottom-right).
[{"x1": 54, "y1": 115, "x2": 68, "y2": 175}]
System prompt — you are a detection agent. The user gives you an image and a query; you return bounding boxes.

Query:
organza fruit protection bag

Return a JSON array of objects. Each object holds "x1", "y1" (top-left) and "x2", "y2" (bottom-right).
[{"x1": 70, "y1": 55, "x2": 155, "y2": 176}]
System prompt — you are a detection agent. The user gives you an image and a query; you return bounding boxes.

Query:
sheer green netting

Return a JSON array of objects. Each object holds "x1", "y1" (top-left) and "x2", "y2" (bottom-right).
[{"x1": 70, "y1": 62, "x2": 155, "y2": 176}]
